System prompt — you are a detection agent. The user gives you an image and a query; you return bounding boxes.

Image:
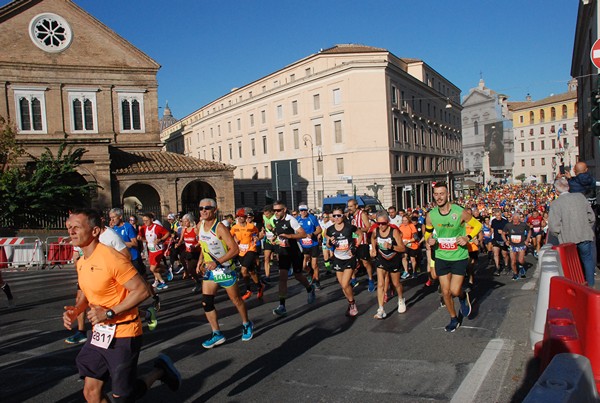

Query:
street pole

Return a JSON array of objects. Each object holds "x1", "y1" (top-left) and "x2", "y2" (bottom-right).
[{"x1": 303, "y1": 134, "x2": 317, "y2": 209}]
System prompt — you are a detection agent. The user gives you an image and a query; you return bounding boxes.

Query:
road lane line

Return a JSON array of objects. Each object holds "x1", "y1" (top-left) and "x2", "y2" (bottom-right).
[{"x1": 450, "y1": 338, "x2": 513, "y2": 403}]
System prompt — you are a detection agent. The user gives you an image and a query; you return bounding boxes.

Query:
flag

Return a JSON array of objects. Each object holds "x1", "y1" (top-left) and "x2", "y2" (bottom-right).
[{"x1": 557, "y1": 126, "x2": 563, "y2": 141}]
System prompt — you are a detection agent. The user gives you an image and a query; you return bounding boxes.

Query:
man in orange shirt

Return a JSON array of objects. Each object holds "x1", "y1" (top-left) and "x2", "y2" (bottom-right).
[
  {"x1": 230, "y1": 208, "x2": 264, "y2": 300},
  {"x1": 399, "y1": 215, "x2": 419, "y2": 279},
  {"x1": 63, "y1": 209, "x2": 181, "y2": 402}
]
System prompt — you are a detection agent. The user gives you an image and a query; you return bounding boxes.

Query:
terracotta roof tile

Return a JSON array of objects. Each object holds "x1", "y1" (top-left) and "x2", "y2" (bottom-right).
[
  {"x1": 508, "y1": 91, "x2": 577, "y2": 111},
  {"x1": 110, "y1": 148, "x2": 234, "y2": 175}
]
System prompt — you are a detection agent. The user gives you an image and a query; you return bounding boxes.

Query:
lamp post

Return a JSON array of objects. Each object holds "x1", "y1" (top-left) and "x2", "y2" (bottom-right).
[
  {"x1": 317, "y1": 147, "x2": 324, "y2": 208},
  {"x1": 303, "y1": 134, "x2": 317, "y2": 209}
]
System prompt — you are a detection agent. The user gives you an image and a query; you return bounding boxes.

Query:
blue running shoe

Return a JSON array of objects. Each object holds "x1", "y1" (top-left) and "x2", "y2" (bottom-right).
[
  {"x1": 273, "y1": 304, "x2": 287, "y2": 317},
  {"x1": 202, "y1": 331, "x2": 226, "y2": 349},
  {"x1": 519, "y1": 267, "x2": 526, "y2": 278},
  {"x1": 154, "y1": 354, "x2": 182, "y2": 391},
  {"x1": 156, "y1": 282, "x2": 168, "y2": 291},
  {"x1": 401, "y1": 271, "x2": 410, "y2": 280},
  {"x1": 512, "y1": 274, "x2": 520, "y2": 281},
  {"x1": 459, "y1": 293, "x2": 471, "y2": 317},
  {"x1": 166, "y1": 267, "x2": 174, "y2": 282},
  {"x1": 368, "y1": 279, "x2": 375, "y2": 293},
  {"x1": 350, "y1": 278, "x2": 359, "y2": 288},
  {"x1": 65, "y1": 331, "x2": 87, "y2": 344},
  {"x1": 242, "y1": 321, "x2": 254, "y2": 341},
  {"x1": 445, "y1": 317, "x2": 461, "y2": 332}
]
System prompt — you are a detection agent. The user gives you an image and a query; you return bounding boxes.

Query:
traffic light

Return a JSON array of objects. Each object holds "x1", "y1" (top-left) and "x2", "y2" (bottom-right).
[{"x1": 592, "y1": 75, "x2": 600, "y2": 137}]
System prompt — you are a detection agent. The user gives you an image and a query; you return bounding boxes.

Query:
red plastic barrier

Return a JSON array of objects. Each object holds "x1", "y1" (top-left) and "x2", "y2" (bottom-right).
[
  {"x1": 552, "y1": 243, "x2": 586, "y2": 284},
  {"x1": 47, "y1": 242, "x2": 73, "y2": 268},
  {"x1": 538, "y1": 308, "x2": 583, "y2": 371},
  {"x1": 0, "y1": 246, "x2": 7, "y2": 269},
  {"x1": 547, "y1": 276, "x2": 600, "y2": 391}
]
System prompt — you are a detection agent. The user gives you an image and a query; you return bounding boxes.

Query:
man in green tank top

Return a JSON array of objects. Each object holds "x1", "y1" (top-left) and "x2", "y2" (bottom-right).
[{"x1": 425, "y1": 182, "x2": 482, "y2": 332}]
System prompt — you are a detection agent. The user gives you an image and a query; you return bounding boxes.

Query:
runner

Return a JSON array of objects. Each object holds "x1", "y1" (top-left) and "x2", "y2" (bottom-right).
[
  {"x1": 326, "y1": 208, "x2": 362, "y2": 317},
  {"x1": 387, "y1": 206, "x2": 402, "y2": 227},
  {"x1": 425, "y1": 182, "x2": 482, "y2": 332},
  {"x1": 319, "y1": 212, "x2": 335, "y2": 276},
  {"x1": 370, "y1": 211, "x2": 407, "y2": 319},
  {"x1": 502, "y1": 212, "x2": 531, "y2": 280},
  {"x1": 0, "y1": 271, "x2": 14, "y2": 308},
  {"x1": 271, "y1": 200, "x2": 316, "y2": 317},
  {"x1": 490, "y1": 208, "x2": 510, "y2": 276},
  {"x1": 260, "y1": 205, "x2": 277, "y2": 284},
  {"x1": 63, "y1": 208, "x2": 181, "y2": 401},
  {"x1": 296, "y1": 204, "x2": 322, "y2": 289},
  {"x1": 139, "y1": 213, "x2": 170, "y2": 291},
  {"x1": 230, "y1": 208, "x2": 264, "y2": 301},
  {"x1": 347, "y1": 199, "x2": 375, "y2": 292},
  {"x1": 481, "y1": 216, "x2": 494, "y2": 266},
  {"x1": 398, "y1": 215, "x2": 419, "y2": 279},
  {"x1": 195, "y1": 198, "x2": 253, "y2": 348},
  {"x1": 175, "y1": 213, "x2": 203, "y2": 294},
  {"x1": 527, "y1": 210, "x2": 544, "y2": 258}
]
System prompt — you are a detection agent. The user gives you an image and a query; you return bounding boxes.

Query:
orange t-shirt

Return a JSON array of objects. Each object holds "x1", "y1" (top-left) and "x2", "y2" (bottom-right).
[
  {"x1": 399, "y1": 223, "x2": 419, "y2": 250},
  {"x1": 77, "y1": 243, "x2": 142, "y2": 338},
  {"x1": 230, "y1": 223, "x2": 259, "y2": 256}
]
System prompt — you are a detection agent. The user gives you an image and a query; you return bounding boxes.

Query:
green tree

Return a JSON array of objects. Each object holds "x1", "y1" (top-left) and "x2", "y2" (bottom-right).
[
  {"x1": 515, "y1": 173, "x2": 526, "y2": 182},
  {"x1": 0, "y1": 116, "x2": 23, "y2": 172}
]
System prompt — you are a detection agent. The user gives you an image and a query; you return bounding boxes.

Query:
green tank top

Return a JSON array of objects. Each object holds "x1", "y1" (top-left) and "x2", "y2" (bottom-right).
[{"x1": 429, "y1": 204, "x2": 468, "y2": 261}]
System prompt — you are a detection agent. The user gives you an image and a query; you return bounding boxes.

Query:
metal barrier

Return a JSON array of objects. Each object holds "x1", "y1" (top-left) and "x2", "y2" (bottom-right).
[
  {"x1": 45, "y1": 236, "x2": 73, "y2": 269},
  {"x1": 0, "y1": 237, "x2": 45, "y2": 270}
]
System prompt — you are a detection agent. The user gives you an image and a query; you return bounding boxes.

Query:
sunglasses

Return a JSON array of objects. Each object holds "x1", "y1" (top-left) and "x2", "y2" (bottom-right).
[
  {"x1": 198, "y1": 206, "x2": 215, "y2": 211},
  {"x1": 332, "y1": 214, "x2": 343, "y2": 218},
  {"x1": 377, "y1": 221, "x2": 388, "y2": 225},
  {"x1": 273, "y1": 208, "x2": 284, "y2": 212}
]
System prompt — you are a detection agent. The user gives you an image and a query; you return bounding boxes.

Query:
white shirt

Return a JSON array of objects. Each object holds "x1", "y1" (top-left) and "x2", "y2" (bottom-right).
[{"x1": 99, "y1": 226, "x2": 127, "y2": 252}]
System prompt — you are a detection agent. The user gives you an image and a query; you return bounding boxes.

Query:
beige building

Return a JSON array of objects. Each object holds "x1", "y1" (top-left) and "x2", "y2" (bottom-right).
[
  {"x1": 0, "y1": 0, "x2": 234, "y2": 220},
  {"x1": 509, "y1": 85, "x2": 579, "y2": 184},
  {"x1": 162, "y1": 44, "x2": 463, "y2": 211}
]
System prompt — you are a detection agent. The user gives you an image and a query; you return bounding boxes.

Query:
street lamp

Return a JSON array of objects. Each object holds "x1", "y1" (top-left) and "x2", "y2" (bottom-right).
[
  {"x1": 317, "y1": 147, "x2": 324, "y2": 208},
  {"x1": 303, "y1": 134, "x2": 317, "y2": 209}
]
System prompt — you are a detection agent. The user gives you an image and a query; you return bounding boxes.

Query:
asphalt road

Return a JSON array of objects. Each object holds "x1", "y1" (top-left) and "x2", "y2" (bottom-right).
[{"x1": 0, "y1": 255, "x2": 540, "y2": 402}]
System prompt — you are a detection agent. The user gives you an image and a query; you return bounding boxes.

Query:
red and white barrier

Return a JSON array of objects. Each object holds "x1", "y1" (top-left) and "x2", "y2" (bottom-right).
[
  {"x1": 45, "y1": 236, "x2": 73, "y2": 269},
  {"x1": 0, "y1": 237, "x2": 45, "y2": 270}
]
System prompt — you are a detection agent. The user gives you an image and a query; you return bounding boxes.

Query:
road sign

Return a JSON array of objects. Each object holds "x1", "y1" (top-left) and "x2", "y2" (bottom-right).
[
  {"x1": 403, "y1": 185, "x2": 412, "y2": 191},
  {"x1": 591, "y1": 38, "x2": 600, "y2": 69}
]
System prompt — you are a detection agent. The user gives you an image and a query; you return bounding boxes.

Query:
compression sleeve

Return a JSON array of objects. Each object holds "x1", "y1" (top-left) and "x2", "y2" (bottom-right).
[
  {"x1": 467, "y1": 217, "x2": 482, "y2": 238},
  {"x1": 424, "y1": 225, "x2": 434, "y2": 240}
]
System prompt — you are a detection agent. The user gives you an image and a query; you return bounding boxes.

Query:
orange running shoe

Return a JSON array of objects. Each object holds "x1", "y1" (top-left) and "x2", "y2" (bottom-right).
[{"x1": 241, "y1": 290, "x2": 252, "y2": 300}]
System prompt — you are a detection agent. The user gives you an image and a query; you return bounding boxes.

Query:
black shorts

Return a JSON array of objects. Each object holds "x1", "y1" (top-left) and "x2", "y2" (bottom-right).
[
  {"x1": 132, "y1": 258, "x2": 146, "y2": 276},
  {"x1": 404, "y1": 248, "x2": 418, "y2": 258},
  {"x1": 332, "y1": 256, "x2": 356, "y2": 272},
  {"x1": 374, "y1": 254, "x2": 402, "y2": 273},
  {"x1": 240, "y1": 252, "x2": 257, "y2": 271},
  {"x1": 302, "y1": 246, "x2": 320, "y2": 258},
  {"x1": 263, "y1": 242, "x2": 277, "y2": 252},
  {"x1": 278, "y1": 253, "x2": 304, "y2": 274},
  {"x1": 355, "y1": 244, "x2": 371, "y2": 260},
  {"x1": 76, "y1": 336, "x2": 142, "y2": 398},
  {"x1": 435, "y1": 258, "x2": 468, "y2": 277},
  {"x1": 468, "y1": 251, "x2": 479, "y2": 261},
  {"x1": 492, "y1": 240, "x2": 508, "y2": 250}
]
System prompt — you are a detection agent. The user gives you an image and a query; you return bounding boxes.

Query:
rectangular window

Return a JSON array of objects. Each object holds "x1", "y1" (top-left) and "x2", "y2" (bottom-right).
[
  {"x1": 279, "y1": 131, "x2": 284, "y2": 151},
  {"x1": 313, "y1": 94, "x2": 320, "y2": 110},
  {"x1": 228, "y1": 121, "x2": 231, "y2": 133},
  {"x1": 552, "y1": 139, "x2": 556, "y2": 148},
  {"x1": 521, "y1": 159, "x2": 525, "y2": 167},
  {"x1": 15, "y1": 89, "x2": 46, "y2": 133},
  {"x1": 237, "y1": 118, "x2": 241, "y2": 130},
  {"x1": 520, "y1": 130, "x2": 524, "y2": 138},
  {"x1": 277, "y1": 105, "x2": 283, "y2": 120},
  {"x1": 336, "y1": 157, "x2": 344, "y2": 174},
  {"x1": 393, "y1": 117, "x2": 400, "y2": 142},
  {"x1": 521, "y1": 143, "x2": 525, "y2": 152},
  {"x1": 69, "y1": 91, "x2": 97, "y2": 133},
  {"x1": 334, "y1": 120, "x2": 342, "y2": 143},
  {"x1": 540, "y1": 127, "x2": 545, "y2": 135},
  {"x1": 250, "y1": 114, "x2": 254, "y2": 127},
  {"x1": 263, "y1": 136, "x2": 268, "y2": 154},
  {"x1": 261, "y1": 110, "x2": 266, "y2": 124},
  {"x1": 314, "y1": 124, "x2": 322, "y2": 146},
  {"x1": 519, "y1": 115, "x2": 524, "y2": 123},
  {"x1": 229, "y1": 143, "x2": 233, "y2": 159},
  {"x1": 251, "y1": 138, "x2": 256, "y2": 156},
  {"x1": 333, "y1": 88, "x2": 341, "y2": 105},
  {"x1": 252, "y1": 167, "x2": 258, "y2": 180},
  {"x1": 118, "y1": 91, "x2": 145, "y2": 132},
  {"x1": 264, "y1": 165, "x2": 269, "y2": 177},
  {"x1": 391, "y1": 85, "x2": 397, "y2": 105},
  {"x1": 541, "y1": 158, "x2": 546, "y2": 166},
  {"x1": 238, "y1": 141, "x2": 242, "y2": 158},
  {"x1": 541, "y1": 140, "x2": 545, "y2": 150},
  {"x1": 292, "y1": 100, "x2": 298, "y2": 115},
  {"x1": 530, "y1": 141, "x2": 535, "y2": 151},
  {"x1": 403, "y1": 121, "x2": 409, "y2": 143},
  {"x1": 293, "y1": 128, "x2": 300, "y2": 149},
  {"x1": 531, "y1": 158, "x2": 535, "y2": 166}
]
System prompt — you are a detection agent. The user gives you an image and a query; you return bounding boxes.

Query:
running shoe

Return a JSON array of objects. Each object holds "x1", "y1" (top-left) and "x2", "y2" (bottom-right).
[
  {"x1": 412, "y1": 271, "x2": 419, "y2": 279},
  {"x1": 241, "y1": 321, "x2": 254, "y2": 341},
  {"x1": 519, "y1": 267, "x2": 526, "y2": 278},
  {"x1": 373, "y1": 307, "x2": 386, "y2": 319},
  {"x1": 397, "y1": 297, "x2": 407, "y2": 314},
  {"x1": 368, "y1": 279, "x2": 375, "y2": 293},
  {"x1": 175, "y1": 265, "x2": 185, "y2": 275},
  {"x1": 314, "y1": 279, "x2": 322, "y2": 290},
  {"x1": 459, "y1": 293, "x2": 471, "y2": 317},
  {"x1": 401, "y1": 271, "x2": 410, "y2": 280},
  {"x1": 202, "y1": 331, "x2": 226, "y2": 349},
  {"x1": 156, "y1": 282, "x2": 168, "y2": 291},
  {"x1": 257, "y1": 283, "x2": 265, "y2": 299},
  {"x1": 347, "y1": 302, "x2": 358, "y2": 317},
  {"x1": 241, "y1": 290, "x2": 253, "y2": 300},
  {"x1": 307, "y1": 284, "x2": 316, "y2": 304},
  {"x1": 307, "y1": 276, "x2": 313, "y2": 285},
  {"x1": 350, "y1": 278, "x2": 359, "y2": 288},
  {"x1": 493, "y1": 269, "x2": 501, "y2": 277},
  {"x1": 288, "y1": 268, "x2": 294, "y2": 278},
  {"x1": 512, "y1": 274, "x2": 520, "y2": 281},
  {"x1": 152, "y1": 280, "x2": 160, "y2": 288},
  {"x1": 383, "y1": 292, "x2": 389, "y2": 304},
  {"x1": 166, "y1": 267, "x2": 174, "y2": 282},
  {"x1": 272, "y1": 304, "x2": 287, "y2": 317},
  {"x1": 154, "y1": 354, "x2": 182, "y2": 391},
  {"x1": 444, "y1": 317, "x2": 460, "y2": 332},
  {"x1": 463, "y1": 282, "x2": 472, "y2": 294},
  {"x1": 439, "y1": 296, "x2": 446, "y2": 308},
  {"x1": 152, "y1": 295, "x2": 161, "y2": 311},
  {"x1": 65, "y1": 331, "x2": 87, "y2": 344},
  {"x1": 425, "y1": 278, "x2": 433, "y2": 287},
  {"x1": 147, "y1": 307, "x2": 158, "y2": 331}
]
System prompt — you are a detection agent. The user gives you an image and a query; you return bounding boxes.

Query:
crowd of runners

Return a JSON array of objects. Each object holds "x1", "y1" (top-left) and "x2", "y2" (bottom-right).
[{"x1": 1, "y1": 178, "x2": 583, "y2": 401}]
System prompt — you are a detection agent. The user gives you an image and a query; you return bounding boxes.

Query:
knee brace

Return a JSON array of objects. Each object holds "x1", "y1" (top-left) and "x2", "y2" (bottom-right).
[{"x1": 202, "y1": 294, "x2": 216, "y2": 312}]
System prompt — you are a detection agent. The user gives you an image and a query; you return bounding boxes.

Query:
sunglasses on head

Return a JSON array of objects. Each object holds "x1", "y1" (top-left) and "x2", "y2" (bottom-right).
[
  {"x1": 332, "y1": 214, "x2": 343, "y2": 218},
  {"x1": 198, "y1": 206, "x2": 215, "y2": 211}
]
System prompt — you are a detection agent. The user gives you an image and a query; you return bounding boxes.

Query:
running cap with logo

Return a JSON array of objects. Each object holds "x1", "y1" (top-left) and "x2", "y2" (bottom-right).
[{"x1": 299, "y1": 204, "x2": 309, "y2": 211}]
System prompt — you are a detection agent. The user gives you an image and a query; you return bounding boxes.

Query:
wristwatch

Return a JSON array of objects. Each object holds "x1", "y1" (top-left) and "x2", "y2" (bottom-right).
[{"x1": 106, "y1": 309, "x2": 116, "y2": 320}]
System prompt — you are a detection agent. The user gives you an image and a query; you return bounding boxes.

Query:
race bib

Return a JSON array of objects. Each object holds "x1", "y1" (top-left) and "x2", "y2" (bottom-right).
[
  {"x1": 483, "y1": 231, "x2": 491, "y2": 237},
  {"x1": 438, "y1": 237, "x2": 458, "y2": 251},
  {"x1": 213, "y1": 267, "x2": 235, "y2": 283},
  {"x1": 533, "y1": 227, "x2": 541, "y2": 233},
  {"x1": 91, "y1": 324, "x2": 116, "y2": 349},
  {"x1": 337, "y1": 239, "x2": 349, "y2": 251},
  {"x1": 511, "y1": 235, "x2": 522, "y2": 243},
  {"x1": 301, "y1": 237, "x2": 313, "y2": 246},
  {"x1": 148, "y1": 243, "x2": 162, "y2": 252},
  {"x1": 239, "y1": 243, "x2": 249, "y2": 253}
]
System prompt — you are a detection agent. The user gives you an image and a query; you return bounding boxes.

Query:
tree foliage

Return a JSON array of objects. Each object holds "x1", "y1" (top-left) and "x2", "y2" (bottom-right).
[
  {"x1": 0, "y1": 116, "x2": 23, "y2": 173},
  {"x1": 0, "y1": 140, "x2": 100, "y2": 227}
]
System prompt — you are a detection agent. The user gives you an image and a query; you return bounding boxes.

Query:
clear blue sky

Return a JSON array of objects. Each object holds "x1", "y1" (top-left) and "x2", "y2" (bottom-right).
[{"x1": 68, "y1": 1, "x2": 578, "y2": 118}]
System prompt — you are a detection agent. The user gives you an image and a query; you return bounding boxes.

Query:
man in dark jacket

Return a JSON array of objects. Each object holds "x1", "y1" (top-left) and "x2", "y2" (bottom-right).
[{"x1": 566, "y1": 162, "x2": 596, "y2": 198}]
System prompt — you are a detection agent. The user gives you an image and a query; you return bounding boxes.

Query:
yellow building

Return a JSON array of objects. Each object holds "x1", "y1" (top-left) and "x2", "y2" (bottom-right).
[{"x1": 509, "y1": 83, "x2": 578, "y2": 183}]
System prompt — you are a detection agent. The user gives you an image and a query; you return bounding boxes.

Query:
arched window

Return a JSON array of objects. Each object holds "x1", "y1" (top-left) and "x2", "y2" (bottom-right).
[
  {"x1": 474, "y1": 120, "x2": 479, "y2": 135},
  {"x1": 562, "y1": 104, "x2": 568, "y2": 119},
  {"x1": 539, "y1": 109, "x2": 545, "y2": 123},
  {"x1": 529, "y1": 111, "x2": 535, "y2": 124},
  {"x1": 550, "y1": 107, "x2": 556, "y2": 121}
]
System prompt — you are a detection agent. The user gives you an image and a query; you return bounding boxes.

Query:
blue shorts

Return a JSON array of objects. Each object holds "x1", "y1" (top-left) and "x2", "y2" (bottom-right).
[
  {"x1": 203, "y1": 267, "x2": 238, "y2": 288},
  {"x1": 511, "y1": 245, "x2": 526, "y2": 253}
]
